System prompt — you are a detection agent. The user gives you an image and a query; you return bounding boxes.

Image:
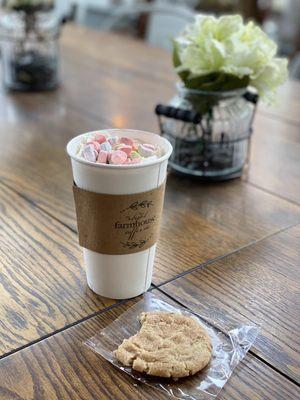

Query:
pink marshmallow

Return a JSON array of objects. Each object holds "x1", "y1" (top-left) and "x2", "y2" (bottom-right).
[
  {"x1": 138, "y1": 143, "x2": 155, "y2": 157},
  {"x1": 110, "y1": 150, "x2": 128, "y2": 165},
  {"x1": 119, "y1": 137, "x2": 134, "y2": 147},
  {"x1": 87, "y1": 140, "x2": 101, "y2": 152},
  {"x1": 112, "y1": 143, "x2": 124, "y2": 150},
  {"x1": 108, "y1": 136, "x2": 118, "y2": 145},
  {"x1": 143, "y1": 143, "x2": 156, "y2": 151},
  {"x1": 93, "y1": 133, "x2": 107, "y2": 144},
  {"x1": 125, "y1": 157, "x2": 142, "y2": 164},
  {"x1": 118, "y1": 144, "x2": 132, "y2": 156},
  {"x1": 97, "y1": 150, "x2": 108, "y2": 164}
]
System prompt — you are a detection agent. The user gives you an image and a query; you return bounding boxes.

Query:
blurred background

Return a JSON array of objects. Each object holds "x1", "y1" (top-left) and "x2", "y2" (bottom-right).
[{"x1": 49, "y1": 0, "x2": 300, "y2": 78}]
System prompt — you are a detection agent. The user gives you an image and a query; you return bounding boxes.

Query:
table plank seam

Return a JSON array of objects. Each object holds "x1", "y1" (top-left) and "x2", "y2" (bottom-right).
[
  {"x1": 35, "y1": 94, "x2": 300, "y2": 206},
  {"x1": 154, "y1": 286, "x2": 300, "y2": 388},
  {"x1": 2, "y1": 179, "x2": 300, "y2": 291},
  {"x1": 1, "y1": 193, "x2": 299, "y2": 390},
  {"x1": 1, "y1": 278, "x2": 299, "y2": 392},
  {"x1": 17, "y1": 94, "x2": 298, "y2": 208},
  {"x1": 246, "y1": 181, "x2": 300, "y2": 206},
  {"x1": 0, "y1": 296, "x2": 126, "y2": 362},
  {"x1": 0, "y1": 286, "x2": 160, "y2": 362},
  {"x1": 152, "y1": 221, "x2": 300, "y2": 288},
  {"x1": 0, "y1": 26, "x2": 298, "y2": 399},
  {"x1": 3, "y1": 169, "x2": 299, "y2": 229}
]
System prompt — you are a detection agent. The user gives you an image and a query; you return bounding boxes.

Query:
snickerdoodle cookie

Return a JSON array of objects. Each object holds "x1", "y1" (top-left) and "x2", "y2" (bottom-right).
[{"x1": 115, "y1": 311, "x2": 212, "y2": 379}]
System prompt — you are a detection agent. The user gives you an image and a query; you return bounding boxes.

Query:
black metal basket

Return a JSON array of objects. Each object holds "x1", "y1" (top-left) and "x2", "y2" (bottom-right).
[{"x1": 155, "y1": 91, "x2": 258, "y2": 181}]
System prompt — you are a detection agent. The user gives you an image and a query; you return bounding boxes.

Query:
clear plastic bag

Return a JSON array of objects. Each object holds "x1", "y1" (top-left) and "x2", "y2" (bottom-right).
[{"x1": 85, "y1": 292, "x2": 260, "y2": 399}]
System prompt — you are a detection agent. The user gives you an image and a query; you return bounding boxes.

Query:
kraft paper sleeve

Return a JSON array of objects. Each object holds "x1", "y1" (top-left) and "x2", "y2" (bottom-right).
[{"x1": 73, "y1": 183, "x2": 166, "y2": 255}]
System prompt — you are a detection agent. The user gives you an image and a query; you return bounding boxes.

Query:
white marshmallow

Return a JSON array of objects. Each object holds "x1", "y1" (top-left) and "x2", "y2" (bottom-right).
[
  {"x1": 82, "y1": 144, "x2": 98, "y2": 162},
  {"x1": 100, "y1": 141, "x2": 112, "y2": 152},
  {"x1": 138, "y1": 144, "x2": 155, "y2": 158}
]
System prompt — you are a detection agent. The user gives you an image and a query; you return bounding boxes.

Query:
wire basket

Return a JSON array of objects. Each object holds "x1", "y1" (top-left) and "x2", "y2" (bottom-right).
[{"x1": 155, "y1": 89, "x2": 258, "y2": 181}]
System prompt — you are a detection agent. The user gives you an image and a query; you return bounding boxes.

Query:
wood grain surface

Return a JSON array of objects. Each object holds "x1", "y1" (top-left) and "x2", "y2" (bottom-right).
[
  {"x1": 155, "y1": 174, "x2": 300, "y2": 283},
  {"x1": 0, "y1": 24, "x2": 299, "y2": 399},
  {"x1": 160, "y1": 224, "x2": 300, "y2": 383},
  {"x1": 1, "y1": 117, "x2": 300, "y2": 285},
  {"x1": 0, "y1": 182, "x2": 116, "y2": 356},
  {"x1": 60, "y1": 25, "x2": 300, "y2": 125},
  {"x1": 0, "y1": 27, "x2": 299, "y2": 213},
  {"x1": 248, "y1": 113, "x2": 300, "y2": 204},
  {"x1": 0, "y1": 109, "x2": 98, "y2": 228},
  {"x1": 0, "y1": 291, "x2": 299, "y2": 400},
  {"x1": 259, "y1": 79, "x2": 300, "y2": 125}
]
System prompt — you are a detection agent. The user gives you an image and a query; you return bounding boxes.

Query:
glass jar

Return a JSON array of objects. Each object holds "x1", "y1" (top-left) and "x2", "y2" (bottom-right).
[
  {"x1": 156, "y1": 85, "x2": 258, "y2": 180},
  {"x1": 0, "y1": 10, "x2": 60, "y2": 91}
]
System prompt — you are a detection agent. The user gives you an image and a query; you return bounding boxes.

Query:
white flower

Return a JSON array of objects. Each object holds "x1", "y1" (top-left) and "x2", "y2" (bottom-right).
[
  {"x1": 250, "y1": 58, "x2": 288, "y2": 100},
  {"x1": 223, "y1": 21, "x2": 277, "y2": 79},
  {"x1": 177, "y1": 15, "x2": 243, "y2": 76},
  {"x1": 174, "y1": 14, "x2": 288, "y2": 99}
]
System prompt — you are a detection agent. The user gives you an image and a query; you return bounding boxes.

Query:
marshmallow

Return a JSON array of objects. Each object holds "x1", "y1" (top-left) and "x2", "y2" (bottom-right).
[
  {"x1": 118, "y1": 144, "x2": 132, "y2": 155},
  {"x1": 132, "y1": 144, "x2": 138, "y2": 151},
  {"x1": 78, "y1": 132, "x2": 163, "y2": 166},
  {"x1": 93, "y1": 133, "x2": 107, "y2": 144},
  {"x1": 125, "y1": 157, "x2": 142, "y2": 164},
  {"x1": 97, "y1": 150, "x2": 108, "y2": 164},
  {"x1": 119, "y1": 137, "x2": 134, "y2": 147},
  {"x1": 130, "y1": 151, "x2": 141, "y2": 159},
  {"x1": 82, "y1": 144, "x2": 98, "y2": 162},
  {"x1": 110, "y1": 150, "x2": 128, "y2": 165},
  {"x1": 108, "y1": 136, "x2": 118, "y2": 145},
  {"x1": 143, "y1": 143, "x2": 156, "y2": 151},
  {"x1": 87, "y1": 140, "x2": 101, "y2": 152},
  {"x1": 100, "y1": 141, "x2": 112, "y2": 152},
  {"x1": 138, "y1": 144, "x2": 156, "y2": 157}
]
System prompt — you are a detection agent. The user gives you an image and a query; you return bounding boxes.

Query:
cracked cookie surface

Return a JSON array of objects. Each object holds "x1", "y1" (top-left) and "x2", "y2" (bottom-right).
[{"x1": 115, "y1": 311, "x2": 212, "y2": 379}]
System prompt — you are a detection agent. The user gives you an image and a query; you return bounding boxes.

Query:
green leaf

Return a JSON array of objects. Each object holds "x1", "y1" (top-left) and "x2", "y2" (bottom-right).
[
  {"x1": 172, "y1": 41, "x2": 190, "y2": 83},
  {"x1": 172, "y1": 40, "x2": 181, "y2": 69},
  {"x1": 183, "y1": 72, "x2": 249, "y2": 92}
]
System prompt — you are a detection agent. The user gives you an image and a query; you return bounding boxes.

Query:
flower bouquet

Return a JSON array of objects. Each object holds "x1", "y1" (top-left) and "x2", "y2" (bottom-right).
[{"x1": 156, "y1": 15, "x2": 288, "y2": 180}]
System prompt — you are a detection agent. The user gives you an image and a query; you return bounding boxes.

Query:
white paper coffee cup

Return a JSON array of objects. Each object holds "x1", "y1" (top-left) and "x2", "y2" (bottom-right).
[{"x1": 67, "y1": 129, "x2": 172, "y2": 299}]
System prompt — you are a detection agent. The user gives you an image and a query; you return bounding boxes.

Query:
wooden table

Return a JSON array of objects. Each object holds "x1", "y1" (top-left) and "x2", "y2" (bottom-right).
[{"x1": 0, "y1": 25, "x2": 299, "y2": 399}]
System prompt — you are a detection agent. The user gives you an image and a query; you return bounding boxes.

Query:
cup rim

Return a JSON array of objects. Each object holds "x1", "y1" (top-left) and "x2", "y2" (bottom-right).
[{"x1": 66, "y1": 129, "x2": 173, "y2": 170}]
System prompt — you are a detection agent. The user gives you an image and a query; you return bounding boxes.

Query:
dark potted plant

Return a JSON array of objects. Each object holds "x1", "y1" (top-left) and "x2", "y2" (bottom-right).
[{"x1": 0, "y1": 0, "x2": 60, "y2": 91}]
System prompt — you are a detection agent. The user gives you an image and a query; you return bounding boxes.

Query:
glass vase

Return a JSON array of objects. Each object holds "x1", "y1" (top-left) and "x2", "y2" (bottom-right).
[
  {"x1": 0, "y1": 10, "x2": 60, "y2": 91},
  {"x1": 156, "y1": 85, "x2": 258, "y2": 180}
]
